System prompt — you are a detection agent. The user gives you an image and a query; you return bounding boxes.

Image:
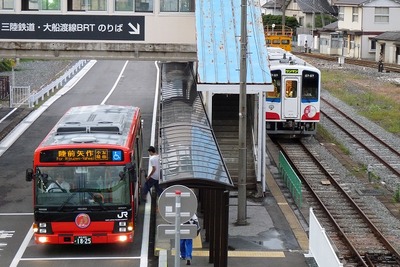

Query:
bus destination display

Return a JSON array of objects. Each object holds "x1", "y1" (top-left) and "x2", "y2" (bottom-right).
[{"x1": 40, "y1": 148, "x2": 123, "y2": 162}]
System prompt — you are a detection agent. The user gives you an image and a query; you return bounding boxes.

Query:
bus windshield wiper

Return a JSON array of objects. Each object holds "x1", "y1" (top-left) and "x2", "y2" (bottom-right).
[
  {"x1": 58, "y1": 192, "x2": 78, "y2": 211},
  {"x1": 58, "y1": 189, "x2": 106, "y2": 211}
]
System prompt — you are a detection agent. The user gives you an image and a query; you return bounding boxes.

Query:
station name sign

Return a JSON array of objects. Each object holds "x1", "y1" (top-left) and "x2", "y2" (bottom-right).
[
  {"x1": 0, "y1": 14, "x2": 144, "y2": 41},
  {"x1": 40, "y1": 148, "x2": 124, "y2": 162}
]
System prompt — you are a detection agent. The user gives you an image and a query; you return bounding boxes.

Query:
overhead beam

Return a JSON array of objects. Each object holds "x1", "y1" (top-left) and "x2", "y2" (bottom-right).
[{"x1": 0, "y1": 41, "x2": 197, "y2": 61}]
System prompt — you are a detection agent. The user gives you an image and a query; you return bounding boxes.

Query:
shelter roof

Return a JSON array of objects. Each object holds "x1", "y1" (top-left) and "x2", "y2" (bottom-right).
[
  {"x1": 195, "y1": 1, "x2": 273, "y2": 94},
  {"x1": 159, "y1": 62, "x2": 234, "y2": 190}
]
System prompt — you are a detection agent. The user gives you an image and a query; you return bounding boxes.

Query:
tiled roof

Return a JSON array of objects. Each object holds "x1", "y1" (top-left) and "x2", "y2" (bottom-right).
[
  {"x1": 374, "y1": 31, "x2": 400, "y2": 41},
  {"x1": 297, "y1": 0, "x2": 338, "y2": 15}
]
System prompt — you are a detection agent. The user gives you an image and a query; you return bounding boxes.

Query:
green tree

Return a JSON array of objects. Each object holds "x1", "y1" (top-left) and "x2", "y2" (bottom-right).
[
  {"x1": 315, "y1": 14, "x2": 338, "y2": 28},
  {"x1": 0, "y1": 59, "x2": 15, "y2": 72},
  {"x1": 262, "y1": 14, "x2": 299, "y2": 32}
]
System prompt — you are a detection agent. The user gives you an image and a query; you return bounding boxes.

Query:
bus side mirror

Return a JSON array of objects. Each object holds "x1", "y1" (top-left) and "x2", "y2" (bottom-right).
[{"x1": 26, "y1": 168, "x2": 33, "y2": 182}]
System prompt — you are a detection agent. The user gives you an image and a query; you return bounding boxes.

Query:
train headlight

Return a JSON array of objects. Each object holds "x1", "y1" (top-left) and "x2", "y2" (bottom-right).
[{"x1": 304, "y1": 105, "x2": 317, "y2": 119}]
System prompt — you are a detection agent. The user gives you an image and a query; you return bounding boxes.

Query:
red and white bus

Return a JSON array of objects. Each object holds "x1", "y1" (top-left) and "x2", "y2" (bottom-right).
[{"x1": 26, "y1": 105, "x2": 143, "y2": 245}]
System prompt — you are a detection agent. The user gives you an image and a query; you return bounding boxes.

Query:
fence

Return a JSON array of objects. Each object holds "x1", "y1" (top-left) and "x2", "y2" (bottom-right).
[
  {"x1": 9, "y1": 60, "x2": 88, "y2": 108},
  {"x1": 278, "y1": 151, "x2": 302, "y2": 208},
  {"x1": 305, "y1": 207, "x2": 343, "y2": 267},
  {"x1": 10, "y1": 86, "x2": 31, "y2": 108}
]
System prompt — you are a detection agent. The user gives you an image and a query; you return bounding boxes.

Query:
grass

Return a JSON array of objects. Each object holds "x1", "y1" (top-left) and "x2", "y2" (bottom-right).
[{"x1": 321, "y1": 70, "x2": 400, "y2": 135}]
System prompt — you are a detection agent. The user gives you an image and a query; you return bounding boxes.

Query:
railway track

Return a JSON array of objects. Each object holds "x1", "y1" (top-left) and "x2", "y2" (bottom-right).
[
  {"x1": 278, "y1": 140, "x2": 400, "y2": 266},
  {"x1": 320, "y1": 97, "x2": 400, "y2": 191},
  {"x1": 293, "y1": 52, "x2": 400, "y2": 73}
]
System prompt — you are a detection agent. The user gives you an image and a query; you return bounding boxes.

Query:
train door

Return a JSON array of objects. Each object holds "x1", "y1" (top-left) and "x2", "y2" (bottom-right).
[{"x1": 282, "y1": 78, "x2": 300, "y2": 119}]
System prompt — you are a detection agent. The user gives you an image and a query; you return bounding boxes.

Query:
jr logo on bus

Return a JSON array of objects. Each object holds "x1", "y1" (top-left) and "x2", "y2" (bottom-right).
[
  {"x1": 117, "y1": 211, "x2": 128, "y2": 219},
  {"x1": 285, "y1": 69, "x2": 299, "y2": 74}
]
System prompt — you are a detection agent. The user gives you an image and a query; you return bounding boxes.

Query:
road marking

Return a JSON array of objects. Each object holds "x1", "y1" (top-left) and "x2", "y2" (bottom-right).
[
  {"x1": 100, "y1": 61, "x2": 129, "y2": 105},
  {"x1": 0, "y1": 243, "x2": 7, "y2": 250},
  {"x1": 0, "y1": 108, "x2": 17, "y2": 124},
  {"x1": 0, "y1": 60, "x2": 97, "y2": 158},
  {"x1": 9, "y1": 225, "x2": 33, "y2": 267},
  {"x1": 0, "y1": 230, "x2": 15, "y2": 238},
  {"x1": 139, "y1": 61, "x2": 161, "y2": 267}
]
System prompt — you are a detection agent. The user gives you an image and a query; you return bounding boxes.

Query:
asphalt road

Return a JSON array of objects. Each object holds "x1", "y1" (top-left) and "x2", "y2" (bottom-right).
[{"x1": 0, "y1": 60, "x2": 158, "y2": 267}]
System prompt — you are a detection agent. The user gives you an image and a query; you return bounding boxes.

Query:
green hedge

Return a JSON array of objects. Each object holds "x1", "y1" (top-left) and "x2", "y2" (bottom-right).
[{"x1": 0, "y1": 59, "x2": 14, "y2": 72}]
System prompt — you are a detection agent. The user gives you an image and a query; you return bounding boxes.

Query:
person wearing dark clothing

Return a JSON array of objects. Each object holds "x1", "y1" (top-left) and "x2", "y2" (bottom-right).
[
  {"x1": 142, "y1": 146, "x2": 163, "y2": 200},
  {"x1": 378, "y1": 52, "x2": 384, "y2": 72}
]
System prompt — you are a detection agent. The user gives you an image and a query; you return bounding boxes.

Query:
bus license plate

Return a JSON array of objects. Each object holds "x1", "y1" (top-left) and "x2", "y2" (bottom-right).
[{"x1": 74, "y1": 236, "x2": 92, "y2": 245}]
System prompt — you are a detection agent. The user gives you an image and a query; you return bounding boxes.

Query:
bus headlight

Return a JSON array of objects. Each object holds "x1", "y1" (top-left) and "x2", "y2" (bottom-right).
[
  {"x1": 118, "y1": 235, "x2": 128, "y2": 242},
  {"x1": 38, "y1": 236, "x2": 48, "y2": 243}
]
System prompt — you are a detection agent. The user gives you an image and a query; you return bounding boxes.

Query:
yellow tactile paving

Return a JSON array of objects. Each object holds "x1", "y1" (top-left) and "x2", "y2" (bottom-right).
[
  {"x1": 171, "y1": 250, "x2": 285, "y2": 258},
  {"x1": 266, "y1": 168, "x2": 309, "y2": 251}
]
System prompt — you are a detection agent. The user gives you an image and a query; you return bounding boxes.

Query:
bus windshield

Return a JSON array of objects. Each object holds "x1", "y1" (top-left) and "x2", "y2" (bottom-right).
[{"x1": 35, "y1": 166, "x2": 130, "y2": 207}]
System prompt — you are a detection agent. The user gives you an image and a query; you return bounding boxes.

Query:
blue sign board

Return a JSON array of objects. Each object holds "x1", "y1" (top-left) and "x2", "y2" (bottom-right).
[{"x1": 0, "y1": 14, "x2": 144, "y2": 41}]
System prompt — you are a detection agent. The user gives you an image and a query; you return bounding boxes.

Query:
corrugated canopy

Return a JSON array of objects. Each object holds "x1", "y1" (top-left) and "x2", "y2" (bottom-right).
[
  {"x1": 195, "y1": 0, "x2": 273, "y2": 94},
  {"x1": 159, "y1": 62, "x2": 234, "y2": 189}
]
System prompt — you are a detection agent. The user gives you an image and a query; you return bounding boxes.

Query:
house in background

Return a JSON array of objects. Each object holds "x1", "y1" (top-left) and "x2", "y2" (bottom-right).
[
  {"x1": 331, "y1": 0, "x2": 400, "y2": 61},
  {"x1": 262, "y1": 0, "x2": 400, "y2": 62},
  {"x1": 317, "y1": 21, "x2": 344, "y2": 56},
  {"x1": 262, "y1": 0, "x2": 284, "y2": 15},
  {"x1": 373, "y1": 31, "x2": 400, "y2": 64},
  {"x1": 262, "y1": 0, "x2": 337, "y2": 49}
]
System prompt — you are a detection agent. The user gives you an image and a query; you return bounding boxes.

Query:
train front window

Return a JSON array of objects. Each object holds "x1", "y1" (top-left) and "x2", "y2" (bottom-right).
[
  {"x1": 302, "y1": 70, "x2": 319, "y2": 99},
  {"x1": 268, "y1": 70, "x2": 281, "y2": 99},
  {"x1": 35, "y1": 166, "x2": 131, "y2": 207},
  {"x1": 268, "y1": 80, "x2": 281, "y2": 98}
]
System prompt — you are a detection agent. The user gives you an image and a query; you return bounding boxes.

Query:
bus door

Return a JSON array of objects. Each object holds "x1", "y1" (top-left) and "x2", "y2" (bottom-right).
[{"x1": 282, "y1": 78, "x2": 300, "y2": 119}]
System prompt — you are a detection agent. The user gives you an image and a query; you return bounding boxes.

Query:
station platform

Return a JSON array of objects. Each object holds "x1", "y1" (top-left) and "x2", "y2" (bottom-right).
[{"x1": 153, "y1": 149, "x2": 316, "y2": 267}]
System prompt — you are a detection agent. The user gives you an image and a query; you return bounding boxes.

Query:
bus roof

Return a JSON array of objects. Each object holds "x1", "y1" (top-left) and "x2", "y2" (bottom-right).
[{"x1": 39, "y1": 105, "x2": 140, "y2": 148}]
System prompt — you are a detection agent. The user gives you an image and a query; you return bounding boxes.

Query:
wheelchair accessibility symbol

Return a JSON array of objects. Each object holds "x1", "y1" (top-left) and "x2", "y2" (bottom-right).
[{"x1": 112, "y1": 150, "x2": 122, "y2": 161}]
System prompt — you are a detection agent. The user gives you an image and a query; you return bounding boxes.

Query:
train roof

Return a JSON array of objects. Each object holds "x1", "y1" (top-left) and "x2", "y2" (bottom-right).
[
  {"x1": 267, "y1": 47, "x2": 295, "y2": 61},
  {"x1": 39, "y1": 105, "x2": 140, "y2": 148},
  {"x1": 267, "y1": 47, "x2": 319, "y2": 71}
]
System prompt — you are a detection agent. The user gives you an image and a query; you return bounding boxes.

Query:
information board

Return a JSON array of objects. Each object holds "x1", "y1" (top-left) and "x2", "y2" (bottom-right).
[{"x1": 0, "y1": 14, "x2": 145, "y2": 41}]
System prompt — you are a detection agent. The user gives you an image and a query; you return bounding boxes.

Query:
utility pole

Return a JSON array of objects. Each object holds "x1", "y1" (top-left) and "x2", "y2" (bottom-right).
[
  {"x1": 237, "y1": 0, "x2": 247, "y2": 226},
  {"x1": 281, "y1": 0, "x2": 286, "y2": 34}
]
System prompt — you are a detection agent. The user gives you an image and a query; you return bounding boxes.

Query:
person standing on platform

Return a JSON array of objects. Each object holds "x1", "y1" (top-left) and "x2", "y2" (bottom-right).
[
  {"x1": 378, "y1": 52, "x2": 384, "y2": 72},
  {"x1": 142, "y1": 146, "x2": 163, "y2": 200},
  {"x1": 180, "y1": 213, "x2": 200, "y2": 265}
]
